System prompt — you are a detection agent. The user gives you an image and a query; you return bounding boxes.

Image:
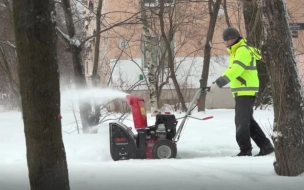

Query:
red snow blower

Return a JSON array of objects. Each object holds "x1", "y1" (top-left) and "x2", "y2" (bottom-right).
[{"x1": 109, "y1": 87, "x2": 213, "y2": 161}]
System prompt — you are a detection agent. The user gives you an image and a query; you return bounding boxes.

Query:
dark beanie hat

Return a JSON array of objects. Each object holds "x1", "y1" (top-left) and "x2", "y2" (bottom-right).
[{"x1": 222, "y1": 27, "x2": 240, "y2": 41}]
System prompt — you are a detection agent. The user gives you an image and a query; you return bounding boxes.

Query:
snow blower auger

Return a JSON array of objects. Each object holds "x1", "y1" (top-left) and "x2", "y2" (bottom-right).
[{"x1": 109, "y1": 87, "x2": 213, "y2": 161}]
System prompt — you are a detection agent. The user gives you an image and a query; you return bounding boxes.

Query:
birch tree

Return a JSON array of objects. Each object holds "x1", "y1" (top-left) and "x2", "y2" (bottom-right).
[
  {"x1": 139, "y1": 0, "x2": 158, "y2": 116},
  {"x1": 12, "y1": 0, "x2": 70, "y2": 189},
  {"x1": 259, "y1": 0, "x2": 304, "y2": 176},
  {"x1": 113, "y1": 1, "x2": 208, "y2": 112}
]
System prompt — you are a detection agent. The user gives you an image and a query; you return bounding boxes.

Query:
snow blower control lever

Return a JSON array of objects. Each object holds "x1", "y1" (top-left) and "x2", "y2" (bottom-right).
[
  {"x1": 109, "y1": 86, "x2": 212, "y2": 161},
  {"x1": 173, "y1": 87, "x2": 212, "y2": 143}
]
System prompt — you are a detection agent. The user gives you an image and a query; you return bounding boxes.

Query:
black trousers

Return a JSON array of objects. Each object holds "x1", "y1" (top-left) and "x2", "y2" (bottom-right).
[{"x1": 234, "y1": 96, "x2": 271, "y2": 151}]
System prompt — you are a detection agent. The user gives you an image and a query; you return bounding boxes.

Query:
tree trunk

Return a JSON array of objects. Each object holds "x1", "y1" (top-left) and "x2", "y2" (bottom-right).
[
  {"x1": 91, "y1": 0, "x2": 103, "y2": 125},
  {"x1": 61, "y1": 0, "x2": 93, "y2": 133},
  {"x1": 12, "y1": 0, "x2": 70, "y2": 189},
  {"x1": 159, "y1": 2, "x2": 187, "y2": 112},
  {"x1": 0, "y1": 46, "x2": 20, "y2": 101},
  {"x1": 140, "y1": 0, "x2": 159, "y2": 116},
  {"x1": 198, "y1": 0, "x2": 222, "y2": 111},
  {"x1": 242, "y1": 0, "x2": 271, "y2": 109},
  {"x1": 0, "y1": 1, "x2": 21, "y2": 109},
  {"x1": 92, "y1": 0, "x2": 103, "y2": 81},
  {"x1": 259, "y1": 0, "x2": 304, "y2": 176}
]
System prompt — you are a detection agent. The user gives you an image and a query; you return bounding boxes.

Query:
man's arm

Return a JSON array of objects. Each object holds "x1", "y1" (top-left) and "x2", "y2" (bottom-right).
[{"x1": 215, "y1": 47, "x2": 251, "y2": 87}]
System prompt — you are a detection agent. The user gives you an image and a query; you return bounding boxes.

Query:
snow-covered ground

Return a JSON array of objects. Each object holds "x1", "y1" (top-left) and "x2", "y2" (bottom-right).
[{"x1": 0, "y1": 88, "x2": 303, "y2": 190}]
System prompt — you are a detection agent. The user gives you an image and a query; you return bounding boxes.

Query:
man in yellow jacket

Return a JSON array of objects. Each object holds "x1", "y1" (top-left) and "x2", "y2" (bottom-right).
[{"x1": 211, "y1": 27, "x2": 274, "y2": 156}]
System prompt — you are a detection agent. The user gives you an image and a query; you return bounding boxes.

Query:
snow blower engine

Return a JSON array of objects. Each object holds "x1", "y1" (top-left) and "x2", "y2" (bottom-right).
[{"x1": 109, "y1": 87, "x2": 212, "y2": 161}]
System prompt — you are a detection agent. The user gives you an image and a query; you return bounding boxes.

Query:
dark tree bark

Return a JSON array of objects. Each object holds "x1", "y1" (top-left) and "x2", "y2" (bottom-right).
[
  {"x1": 12, "y1": 0, "x2": 70, "y2": 189},
  {"x1": 0, "y1": 45, "x2": 20, "y2": 102},
  {"x1": 259, "y1": 0, "x2": 304, "y2": 176},
  {"x1": 92, "y1": 0, "x2": 103, "y2": 80},
  {"x1": 0, "y1": 1, "x2": 21, "y2": 109},
  {"x1": 242, "y1": 0, "x2": 271, "y2": 109},
  {"x1": 198, "y1": 0, "x2": 222, "y2": 111},
  {"x1": 91, "y1": 0, "x2": 103, "y2": 124}
]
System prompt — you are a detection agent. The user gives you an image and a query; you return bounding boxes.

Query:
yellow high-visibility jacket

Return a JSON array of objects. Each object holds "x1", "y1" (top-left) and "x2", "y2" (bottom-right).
[{"x1": 221, "y1": 38, "x2": 262, "y2": 97}]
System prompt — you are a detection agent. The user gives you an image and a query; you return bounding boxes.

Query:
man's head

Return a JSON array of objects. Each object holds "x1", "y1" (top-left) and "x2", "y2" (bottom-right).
[{"x1": 222, "y1": 27, "x2": 240, "y2": 47}]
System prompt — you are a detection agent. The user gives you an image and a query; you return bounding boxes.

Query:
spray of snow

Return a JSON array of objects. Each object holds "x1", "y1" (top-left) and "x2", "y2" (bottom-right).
[{"x1": 60, "y1": 87, "x2": 129, "y2": 111}]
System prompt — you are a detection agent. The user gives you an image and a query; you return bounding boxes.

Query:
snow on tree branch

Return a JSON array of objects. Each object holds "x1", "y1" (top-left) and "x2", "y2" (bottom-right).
[
  {"x1": 56, "y1": 27, "x2": 81, "y2": 47},
  {"x1": 0, "y1": 40, "x2": 15, "y2": 49}
]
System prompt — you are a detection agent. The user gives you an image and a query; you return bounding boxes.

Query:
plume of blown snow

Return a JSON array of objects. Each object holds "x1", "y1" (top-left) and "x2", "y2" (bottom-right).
[{"x1": 60, "y1": 87, "x2": 129, "y2": 111}]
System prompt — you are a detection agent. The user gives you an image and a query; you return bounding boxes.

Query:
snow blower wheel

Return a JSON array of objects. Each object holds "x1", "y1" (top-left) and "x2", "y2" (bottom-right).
[{"x1": 152, "y1": 139, "x2": 177, "y2": 159}]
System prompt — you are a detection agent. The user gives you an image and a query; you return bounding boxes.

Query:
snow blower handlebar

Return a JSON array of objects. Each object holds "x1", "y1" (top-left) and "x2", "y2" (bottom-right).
[
  {"x1": 173, "y1": 87, "x2": 212, "y2": 143},
  {"x1": 187, "y1": 115, "x2": 214, "y2": 120}
]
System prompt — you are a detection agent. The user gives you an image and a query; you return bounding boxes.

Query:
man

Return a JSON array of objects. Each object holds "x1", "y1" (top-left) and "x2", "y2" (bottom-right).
[{"x1": 210, "y1": 27, "x2": 274, "y2": 156}]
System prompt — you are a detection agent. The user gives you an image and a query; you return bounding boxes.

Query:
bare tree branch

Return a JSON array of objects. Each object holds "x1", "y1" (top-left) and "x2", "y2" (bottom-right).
[
  {"x1": 79, "y1": 12, "x2": 142, "y2": 46},
  {"x1": 222, "y1": 0, "x2": 231, "y2": 27}
]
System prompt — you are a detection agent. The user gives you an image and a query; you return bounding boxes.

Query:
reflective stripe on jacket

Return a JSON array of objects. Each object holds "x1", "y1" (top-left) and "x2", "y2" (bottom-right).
[{"x1": 222, "y1": 38, "x2": 261, "y2": 97}]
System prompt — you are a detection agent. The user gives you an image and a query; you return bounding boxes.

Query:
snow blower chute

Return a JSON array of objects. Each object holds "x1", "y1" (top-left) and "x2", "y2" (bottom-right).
[{"x1": 109, "y1": 87, "x2": 213, "y2": 161}]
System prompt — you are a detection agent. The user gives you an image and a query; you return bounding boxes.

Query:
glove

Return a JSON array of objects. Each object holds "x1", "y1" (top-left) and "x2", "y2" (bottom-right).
[{"x1": 210, "y1": 82, "x2": 221, "y2": 93}]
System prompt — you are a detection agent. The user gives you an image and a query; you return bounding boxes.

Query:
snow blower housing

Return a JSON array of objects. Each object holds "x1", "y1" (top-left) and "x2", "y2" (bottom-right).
[
  {"x1": 109, "y1": 95, "x2": 178, "y2": 161},
  {"x1": 109, "y1": 87, "x2": 212, "y2": 161}
]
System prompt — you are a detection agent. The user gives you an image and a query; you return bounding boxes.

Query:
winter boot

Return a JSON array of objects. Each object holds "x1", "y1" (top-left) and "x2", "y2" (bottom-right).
[
  {"x1": 235, "y1": 149, "x2": 252, "y2": 157},
  {"x1": 255, "y1": 143, "x2": 274, "y2": 156}
]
